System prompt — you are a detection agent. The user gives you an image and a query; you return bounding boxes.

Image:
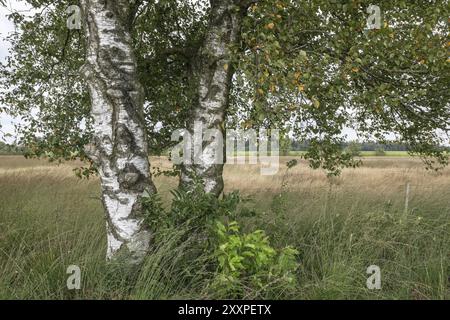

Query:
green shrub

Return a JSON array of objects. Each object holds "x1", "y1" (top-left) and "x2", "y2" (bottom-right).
[
  {"x1": 142, "y1": 179, "x2": 254, "y2": 239},
  {"x1": 141, "y1": 179, "x2": 299, "y2": 299},
  {"x1": 211, "y1": 221, "x2": 299, "y2": 299}
]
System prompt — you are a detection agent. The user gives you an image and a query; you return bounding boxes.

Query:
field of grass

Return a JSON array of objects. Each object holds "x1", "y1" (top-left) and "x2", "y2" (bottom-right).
[{"x1": 0, "y1": 155, "x2": 449, "y2": 299}]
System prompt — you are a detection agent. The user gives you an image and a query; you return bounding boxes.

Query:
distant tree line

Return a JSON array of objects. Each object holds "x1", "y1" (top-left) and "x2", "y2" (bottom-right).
[
  {"x1": 291, "y1": 140, "x2": 409, "y2": 152},
  {"x1": 291, "y1": 139, "x2": 449, "y2": 155},
  {"x1": 1, "y1": 139, "x2": 447, "y2": 157},
  {"x1": 0, "y1": 141, "x2": 27, "y2": 155}
]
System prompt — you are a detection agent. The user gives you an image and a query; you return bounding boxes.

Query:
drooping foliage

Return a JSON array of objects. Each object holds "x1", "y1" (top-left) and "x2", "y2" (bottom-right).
[
  {"x1": 0, "y1": 1, "x2": 89, "y2": 162},
  {"x1": 1, "y1": 0, "x2": 208, "y2": 159},
  {"x1": 232, "y1": 0, "x2": 449, "y2": 173}
]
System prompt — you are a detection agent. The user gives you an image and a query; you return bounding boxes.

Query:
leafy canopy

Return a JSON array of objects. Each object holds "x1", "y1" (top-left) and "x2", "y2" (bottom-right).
[{"x1": 1, "y1": 0, "x2": 449, "y2": 174}]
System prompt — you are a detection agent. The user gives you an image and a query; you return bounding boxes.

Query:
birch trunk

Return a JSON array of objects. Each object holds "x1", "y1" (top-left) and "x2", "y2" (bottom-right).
[
  {"x1": 81, "y1": 0, "x2": 156, "y2": 264},
  {"x1": 180, "y1": 0, "x2": 248, "y2": 197}
]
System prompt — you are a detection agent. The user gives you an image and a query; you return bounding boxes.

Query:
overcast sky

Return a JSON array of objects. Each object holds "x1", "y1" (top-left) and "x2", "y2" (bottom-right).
[
  {"x1": 0, "y1": 0, "x2": 33, "y2": 143},
  {"x1": 0, "y1": 3, "x2": 16, "y2": 143}
]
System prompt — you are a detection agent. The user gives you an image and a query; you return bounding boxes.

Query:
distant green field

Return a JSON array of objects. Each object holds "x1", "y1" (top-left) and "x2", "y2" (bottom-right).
[
  {"x1": 233, "y1": 151, "x2": 411, "y2": 157},
  {"x1": 290, "y1": 151, "x2": 410, "y2": 157},
  {"x1": 360, "y1": 151, "x2": 409, "y2": 157}
]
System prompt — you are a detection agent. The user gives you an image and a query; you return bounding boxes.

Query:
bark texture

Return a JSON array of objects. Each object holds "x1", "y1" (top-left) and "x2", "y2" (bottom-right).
[
  {"x1": 180, "y1": 0, "x2": 249, "y2": 197},
  {"x1": 81, "y1": 0, "x2": 156, "y2": 264}
]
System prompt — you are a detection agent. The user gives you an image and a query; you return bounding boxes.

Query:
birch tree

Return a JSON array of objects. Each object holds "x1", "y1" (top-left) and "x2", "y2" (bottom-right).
[
  {"x1": 179, "y1": 0, "x2": 256, "y2": 196},
  {"x1": 79, "y1": 0, "x2": 156, "y2": 263}
]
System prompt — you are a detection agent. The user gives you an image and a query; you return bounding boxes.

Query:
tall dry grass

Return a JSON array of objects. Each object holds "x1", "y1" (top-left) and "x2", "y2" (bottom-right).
[{"x1": 0, "y1": 156, "x2": 448, "y2": 299}]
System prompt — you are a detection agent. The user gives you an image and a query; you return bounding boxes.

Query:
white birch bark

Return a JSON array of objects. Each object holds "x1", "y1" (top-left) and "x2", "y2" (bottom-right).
[
  {"x1": 80, "y1": 0, "x2": 156, "y2": 264},
  {"x1": 180, "y1": 0, "x2": 251, "y2": 197}
]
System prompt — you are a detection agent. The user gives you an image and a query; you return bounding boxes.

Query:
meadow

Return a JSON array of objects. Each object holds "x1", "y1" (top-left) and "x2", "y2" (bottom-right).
[{"x1": 0, "y1": 155, "x2": 448, "y2": 299}]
